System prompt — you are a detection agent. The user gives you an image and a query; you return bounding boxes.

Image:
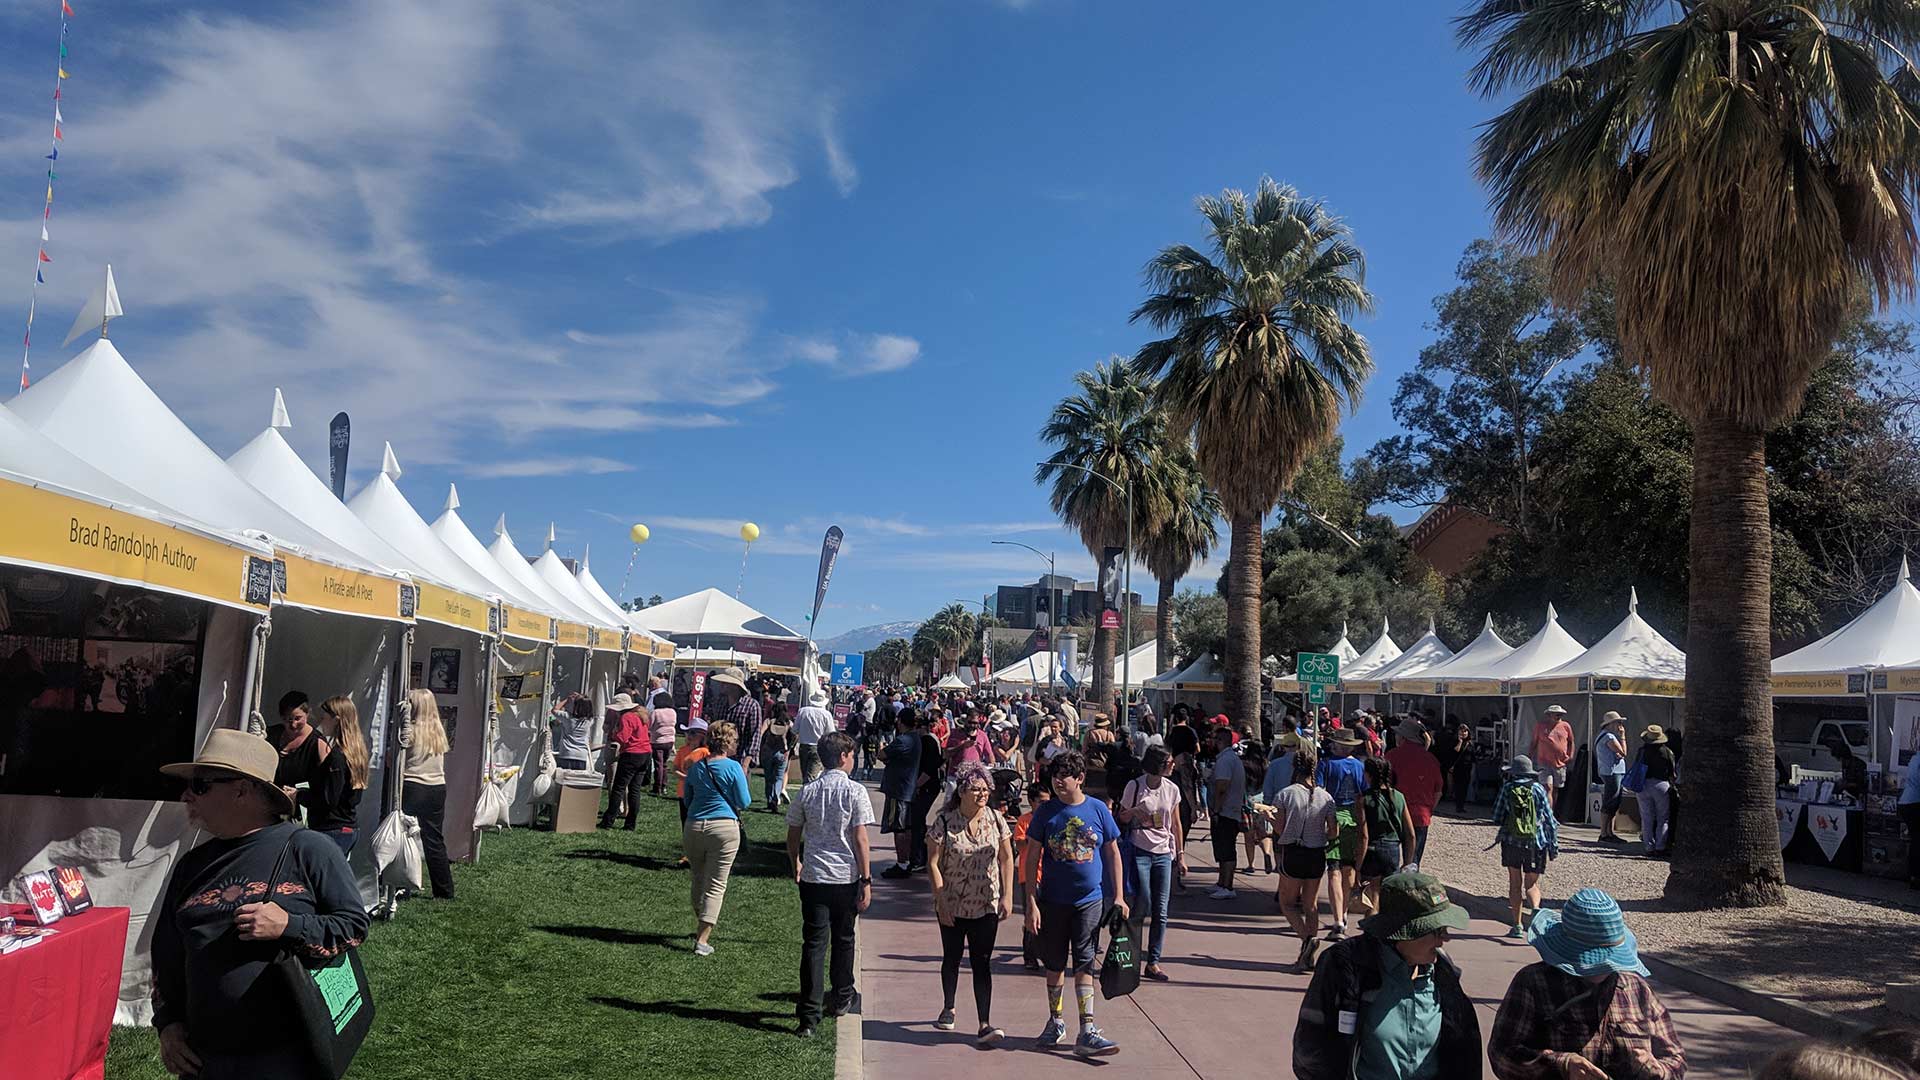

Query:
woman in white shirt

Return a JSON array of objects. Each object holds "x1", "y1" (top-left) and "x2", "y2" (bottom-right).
[
  {"x1": 1115, "y1": 747, "x2": 1184, "y2": 980},
  {"x1": 1260, "y1": 750, "x2": 1337, "y2": 969},
  {"x1": 400, "y1": 688, "x2": 455, "y2": 899}
]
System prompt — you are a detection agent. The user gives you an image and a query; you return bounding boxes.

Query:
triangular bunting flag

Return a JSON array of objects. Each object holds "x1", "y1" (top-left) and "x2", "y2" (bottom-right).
[
  {"x1": 45, "y1": 148, "x2": 56, "y2": 160},
  {"x1": 38, "y1": 250, "x2": 51, "y2": 263},
  {"x1": 35, "y1": 271, "x2": 44, "y2": 285},
  {"x1": 52, "y1": 126, "x2": 61, "y2": 141},
  {"x1": 54, "y1": 106, "x2": 63, "y2": 124},
  {"x1": 58, "y1": 68, "x2": 68, "y2": 79},
  {"x1": 59, "y1": 42, "x2": 67, "y2": 58},
  {"x1": 63, "y1": 1, "x2": 73, "y2": 16}
]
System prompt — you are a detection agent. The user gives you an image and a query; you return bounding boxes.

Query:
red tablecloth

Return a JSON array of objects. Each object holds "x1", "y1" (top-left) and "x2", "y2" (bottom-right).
[{"x1": 0, "y1": 903, "x2": 130, "y2": 1080}]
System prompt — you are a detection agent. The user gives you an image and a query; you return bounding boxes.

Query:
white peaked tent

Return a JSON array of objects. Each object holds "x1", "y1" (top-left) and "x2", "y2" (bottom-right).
[
  {"x1": 0, "y1": 403, "x2": 270, "y2": 1026},
  {"x1": 1165, "y1": 652, "x2": 1227, "y2": 692},
  {"x1": 530, "y1": 534, "x2": 627, "y2": 711},
  {"x1": 348, "y1": 449, "x2": 501, "y2": 858},
  {"x1": 1491, "y1": 605, "x2": 1590, "y2": 683},
  {"x1": 574, "y1": 547, "x2": 673, "y2": 666},
  {"x1": 1080, "y1": 639, "x2": 1158, "y2": 690},
  {"x1": 992, "y1": 651, "x2": 1069, "y2": 689},
  {"x1": 1276, "y1": 623, "x2": 1372, "y2": 695},
  {"x1": 1144, "y1": 653, "x2": 1229, "y2": 716},
  {"x1": 1395, "y1": 616, "x2": 1514, "y2": 696},
  {"x1": 1346, "y1": 619, "x2": 1405, "y2": 678},
  {"x1": 935, "y1": 673, "x2": 972, "y2": 690},
  {"x1": 1774, "y1": 558, "x2": 1920, "y2": 767},
  {"x1": 489, "y1": 520, "x2": 611, "y2": 714},
  {"x1": 432, "y1": 492, "x2": 563, "y2": 826},
  {"x1": 638, "y1": 587, "x2": 806, "y2": 642},
  {"x1": 1345, "y1": 620, "x2": 1454, "y2": 692},
  {"x1": 1330, "y1": 623, "x2": 1362, "y2": 664}
]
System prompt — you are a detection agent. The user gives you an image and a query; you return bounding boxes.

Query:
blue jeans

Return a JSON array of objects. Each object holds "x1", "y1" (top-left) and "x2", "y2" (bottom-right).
[
  {"x1": 1130, "y1": 851, "x2": 1173, "y2": 964},
  {"x1": 763, "y1": 750, "x2": 789, "y2": 808}
]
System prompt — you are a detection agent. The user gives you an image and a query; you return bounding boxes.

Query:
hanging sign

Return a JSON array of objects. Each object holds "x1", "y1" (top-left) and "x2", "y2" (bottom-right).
[
  {"x1": 1775, "y1": 798, "x2": 1804, "y2": 851},
  {"x1": 500, "y1": 605, "x2": 554, "y2": 643},
  {"x1": 555, "y1": 621, "x2": 591, "y2": 649},
  {"x1": 417, "y1": 582, "x2": 493, "y2": 635},
  {"x1": 688, "y1": 670, "x2": 708, "y2": 721},
  {"x1": 276, "y1": 553, "x2": 406, "y2": 621},
  {"x1": 1807, "y1": 805, "x2": 1849, "y2": 862}
]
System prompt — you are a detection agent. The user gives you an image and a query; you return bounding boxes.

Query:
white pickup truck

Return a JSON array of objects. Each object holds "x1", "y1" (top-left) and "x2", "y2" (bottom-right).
[{"x1": 1775, "y1": 715, "x2": 1870, "y2": 772}]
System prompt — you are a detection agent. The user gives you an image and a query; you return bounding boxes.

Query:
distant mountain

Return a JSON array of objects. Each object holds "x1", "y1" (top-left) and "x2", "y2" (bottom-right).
[{"x1": 816, "y1": 620, "x2": 921, "y2": 655}]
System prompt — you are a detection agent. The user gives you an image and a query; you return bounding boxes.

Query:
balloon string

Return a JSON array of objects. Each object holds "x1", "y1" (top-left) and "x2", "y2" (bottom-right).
[
  {"x1": 736, "y1": 541, "x2": 753, "y2": 598},
  {"x1": 615, "y1": 544, "x2": 641, "y2": 610}
]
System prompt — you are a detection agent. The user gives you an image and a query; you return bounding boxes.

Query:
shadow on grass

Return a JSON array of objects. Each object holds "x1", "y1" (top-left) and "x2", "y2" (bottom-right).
[
  {"x1": 590, "y1": 995, "x2": 797, "y2": 1034},
  {"x1": 536, "y1": 924, "x2": 689, "y2": 948},
  {"x1": 564, "y1": 848, "x2": 683, "y2": 871}
]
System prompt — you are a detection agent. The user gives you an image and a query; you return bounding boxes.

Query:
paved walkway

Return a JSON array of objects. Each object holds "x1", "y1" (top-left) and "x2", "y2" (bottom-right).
[{"x1": 856, "y1": 790, "x2": 1798, "y2": 1079}]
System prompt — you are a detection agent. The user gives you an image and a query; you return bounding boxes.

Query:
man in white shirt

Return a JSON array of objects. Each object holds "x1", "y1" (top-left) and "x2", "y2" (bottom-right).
[
  {"x1": 1209, "y1": 726, "x2": 1248, "y2": 899},
  {"x1": 794, "y1": 689, "x2": 838, "y2": 783},
  {"x1": 786, "y1": 732, "x2": 874, "y2": 1038}
]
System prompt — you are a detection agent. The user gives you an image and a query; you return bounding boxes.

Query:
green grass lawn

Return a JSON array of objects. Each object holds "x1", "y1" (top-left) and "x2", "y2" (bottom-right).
[{"x1": 107, "y1": 793, "x2": 838, "y2": 1080}]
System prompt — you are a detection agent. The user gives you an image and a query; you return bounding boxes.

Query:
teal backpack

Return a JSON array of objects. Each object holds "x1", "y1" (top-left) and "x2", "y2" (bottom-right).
[{"x1": 1502, "y1": 780, "x2": 1542, "y2": 847}]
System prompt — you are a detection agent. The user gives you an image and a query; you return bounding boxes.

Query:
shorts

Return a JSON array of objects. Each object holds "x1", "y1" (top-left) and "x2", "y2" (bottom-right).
[
  {"x1": 1247, "y1": 812, "x2": 1273, "y2": 842},
  {"x1": 1501, "y1": 841, "x2": 1548, "y2": 874},
  {"x1": 1540, "y1": 765, "x2": 1567, "y2": 788},
  {"x1": 1325, "y1": 807, "x2": 1361, "y2": 866},
  {"x1": 1360, "y1": 838, "x2": 1402, "y2": 880},
  {"x1": 880, "y1": 795, "x2": 911, "y2": 834},
  {"x1": 1279, "y1": 842, "x2": 1328, "y2": 881},
  {"x1": 1038, "y1": 898, "x2": 1106, "y2": 974},
  {"x1": 1210, "y1": 816, "x2": 1243, "y2": 866}
]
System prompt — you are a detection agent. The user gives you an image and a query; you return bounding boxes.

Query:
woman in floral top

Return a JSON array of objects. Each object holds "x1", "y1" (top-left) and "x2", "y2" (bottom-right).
[{"x1": 927, "y1": 761, "x2": 1015, "y2": 1044}]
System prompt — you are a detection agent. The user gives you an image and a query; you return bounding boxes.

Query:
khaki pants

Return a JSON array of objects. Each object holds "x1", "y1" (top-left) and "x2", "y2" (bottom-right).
[{"x1": 685, "y1": 818, "x2": 742, "y2": 926}]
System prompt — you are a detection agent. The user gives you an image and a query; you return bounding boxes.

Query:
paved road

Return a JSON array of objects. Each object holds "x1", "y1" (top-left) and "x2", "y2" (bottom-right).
[{"x1": 855, "y1": 787, "x2": 1797, "y2": 1079}]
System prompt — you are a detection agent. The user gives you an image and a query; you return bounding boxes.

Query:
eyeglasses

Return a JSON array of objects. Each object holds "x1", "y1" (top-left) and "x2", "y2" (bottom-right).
[{"x1": 186, "y1": 777, "x2": 242, "y2": 796}]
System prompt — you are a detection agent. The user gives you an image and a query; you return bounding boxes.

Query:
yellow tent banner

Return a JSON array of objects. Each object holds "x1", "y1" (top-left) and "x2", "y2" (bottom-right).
[
  {"x1": 556, "y1": 621, "x2": 591, "y2": 649},
  {"x1": 276, "y1": 553, "x2": 407, "y2": 622},
  {"x1": 1771, "y1": 672, "x2": 1854, "y2": 697},
  {"x1": 501, "y1": 604, "x2": 555, "y2": 643},
  {"x1": 0, "y1": 477, "x2": 266, "y2": 610},
  {"x1": 417, "y1": 582, "x2": 494, "y2": 636}
]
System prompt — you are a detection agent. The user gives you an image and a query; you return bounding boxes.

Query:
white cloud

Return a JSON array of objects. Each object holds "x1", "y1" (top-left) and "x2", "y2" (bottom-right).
[
  {"x1": 821, "y1": 104, "x2": 860, "y2": 196},
  {"x1": 466, "y1": 457, "x2": 636, "y2": 479},
  {"x1": 857, "y1": 334, "x2": 921, "y2": 373},
  {"x1": 789, "y1": 332, "x2": 921, "y2": 375}
]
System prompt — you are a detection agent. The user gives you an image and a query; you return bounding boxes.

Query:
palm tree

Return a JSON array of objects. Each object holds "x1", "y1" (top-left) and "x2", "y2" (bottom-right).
[
  {"x1": 1131, "y1": 179, "x2": 1374, "y2": 727},
  {"x1": 1037, "y1": 360, "x2": 1174, "y2": 716},
  {"x1": 922, "y1": 603, "x2": 976, "y2": 678},
  {"x1": 1458, "y1": 1, "x2": 1920, "y2": 909},
  {"x1": 868, "y1": 637, "x2": 910, "y2": 683},
  {"x1": 1143, "y1": 442, "x2": 1221, "y2": 681},
  {"x1": 909, "y1": 626, "x2": 941, "y2": 683}
]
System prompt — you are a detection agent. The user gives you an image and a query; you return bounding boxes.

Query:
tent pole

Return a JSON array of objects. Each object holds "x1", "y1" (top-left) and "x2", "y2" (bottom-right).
[{"x1": 239, "y1": 612, "x2": 269, "y2": 734}]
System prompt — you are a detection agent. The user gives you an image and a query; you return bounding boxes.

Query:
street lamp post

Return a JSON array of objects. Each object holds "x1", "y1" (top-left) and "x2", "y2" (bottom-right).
[
  {"x1": 990, "y1": 540, "x2": 1056, "y2": 696},
  {"x1": 1033, "y1": 462, "x2": 1132, "y2": 731}
]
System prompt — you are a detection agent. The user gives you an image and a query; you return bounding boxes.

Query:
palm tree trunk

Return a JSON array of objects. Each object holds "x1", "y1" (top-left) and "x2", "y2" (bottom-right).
[
  {"x1": 1155, "y1": 575, "x2": 1175, "y2": 681},
  {"x1": 1225, "y1": 511, "x2": 1263, "y2": 727},
  {"x1": 1091, "y1": 620, "x2": 1115, "y2": 722},
  {"x1": 1663, "y1": 416, "x2": 1786, "y2": 909}
]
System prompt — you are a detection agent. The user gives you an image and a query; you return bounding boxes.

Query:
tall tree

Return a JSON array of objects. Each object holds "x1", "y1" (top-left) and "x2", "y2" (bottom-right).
[
  {"x1": 1037, "y1": 360, "x2": 1172, "y2": 716},
  {"x1": 1142, "y1": 443, "x2": 1221, "y2": 680},
  {"x1": 921, "y1": 603, "x2": 977, "y2": 678},
  {"x1": 867, "y1": 637, "x2": 911, "y2": 683},
  {"x1": 1460, "y1": 0, "x2": 1920, "y2": 907},
  {"x1": 1364, "y1": 240, "x2": 1583, "y2": 538},
  {"x1": 1132, "y1": 179, "x2": 1375, "y2": 726}
]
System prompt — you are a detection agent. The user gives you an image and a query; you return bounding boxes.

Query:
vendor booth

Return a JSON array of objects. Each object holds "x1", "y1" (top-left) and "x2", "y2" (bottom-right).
[
  {"x1": 0, "y1": 398, "x2": 272, "y2": 1027},
  {"x1": 1327, "y1": 619, "x2": 1404, "y2": 716},
  {"x1": 991, "y1": 650, "x2": 1070, "y2": 695},
  {"x1": 1513, "y1": 590, "x2": 1686, "y2": 827},
  {"x1": 1078, "y1": 639, "x2": 1158, "y2": 694},
  {"x1": 1771, "y1": 559, "x2": 1920, "y2": 877},
  {"x1": 1388, "y1": 615, "x2": 1512, "y2": 720},
  {"x1": 530, "y1": 533, "x2": 631, "y2": 711},
  {"x1": 1149, "y1": 652, "x2": 1227, "y2": 718},
  {"x1": 571, "y1": 546, "x2": 675, "y2": 677},
  {"x1": 1341, "y1": 620, "x2": 1453, "y2": 714},
  {"x1": 638, "y1": 587, "x2": 811, "y2": 699}
]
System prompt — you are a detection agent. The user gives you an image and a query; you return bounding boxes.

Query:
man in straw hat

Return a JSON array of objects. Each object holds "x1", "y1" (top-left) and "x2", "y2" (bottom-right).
[
  {"x1": 1594, "y1": 712, "x2": 1630, "y2": 843},
  {"x1": 1489, "y1": 888, "x2": 1686, "y2": 1079},
  {"x1": 1385, "y1": 719, "x2": 1444, "y2": 870},
  {"x1": 1294, "y1": 871, "x2": 1482, "y2": 1080},
  {"x1": 1492, "y1": 755, "x2": 1560, "y2": 937},
  {"x1": 1531, "y1": 704, "x2": 1575, "y2": 808},
  {"x1": 1317, "y1": 728, "x2": 1369, "y2": 939},
  {"x1": 150, "y1": 730, "x2": 371, "y2": 1079}
]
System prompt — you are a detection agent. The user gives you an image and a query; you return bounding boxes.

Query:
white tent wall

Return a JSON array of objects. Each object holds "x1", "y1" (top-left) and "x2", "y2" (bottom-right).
[
  {"x1": 414, "y1": 621, "x2": 489, "y2": 861},
  {"x1": 258, "y1": 606, "x2": 403, "y2": 907},
  {"x1": 492, "y1": 638, "x2": 551, "y2": 826},
  {"x1": 588, "y1": 649, "x2": 622, "y2": 714},
  {"x1": 0, "y1": 601, "x2": 254, "y2": 1026}
]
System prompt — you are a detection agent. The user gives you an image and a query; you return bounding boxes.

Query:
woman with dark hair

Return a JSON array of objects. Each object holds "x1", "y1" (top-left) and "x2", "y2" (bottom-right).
[
  {"x1": 1116, "y1": 746, "x2": 1183, "y2": 980},
  {"x1": 268, "y1": 691, "x2": 357, "y2": 856},
  {"x1": 1357, "y1": 756, "x2": 1413, "y2": 913},
  {"x1": 1264, "y1": 749, "x2": 1335, "y2": 968},
  {"x1": 926, "y1": 761, "x2": 1014, "y2": 1044}
]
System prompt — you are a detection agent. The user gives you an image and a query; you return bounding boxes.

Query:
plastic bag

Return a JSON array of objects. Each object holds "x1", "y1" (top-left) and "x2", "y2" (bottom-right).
[
  {"x1": 530, "y1": 728, "x2": 557, "y2": 801},
  {"x1": 373, "y1": 812, "x2": 423, "y2": 891},
  {"x1": 475, "y1": 779, "x2": 511, "y2": 830},
  {"x1": 1099, "y1": 906, "x2": 1139, "y2": 999}
]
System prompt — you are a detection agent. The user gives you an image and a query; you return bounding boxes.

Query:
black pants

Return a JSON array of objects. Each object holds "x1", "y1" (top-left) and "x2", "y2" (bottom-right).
[
  {"x1": 909, "y1": 785, "x2": 937, "y2": 866},
  {"x1": 1452, "y1": 763, "x2": 1474, "y2": 811},
  {"x1": 401, "y1": 780, "x2": 454, "y2": 899},
  {"x1": 798, "y1": 881, "x2": 859, "y2": 1026},
  {"x1": 600, "y1": 753, "x2": 648, "y2": 828},
  {"x1": 1901, "y1": 803, "x2": 1920, "y2": 884},
  {"x1": 940, "y1": 914, "x2": 1000, "y2": 1023}
]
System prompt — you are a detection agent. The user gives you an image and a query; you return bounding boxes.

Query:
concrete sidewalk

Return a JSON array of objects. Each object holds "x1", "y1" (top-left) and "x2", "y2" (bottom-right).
[{"x1": 855, "y1": 793, "x2": 1797, "y2": 1079}]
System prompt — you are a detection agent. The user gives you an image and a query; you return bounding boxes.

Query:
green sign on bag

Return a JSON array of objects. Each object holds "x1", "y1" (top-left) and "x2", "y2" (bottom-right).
[{"x1": 312, "y1": 954, "x2": 365, "y2": 1034}]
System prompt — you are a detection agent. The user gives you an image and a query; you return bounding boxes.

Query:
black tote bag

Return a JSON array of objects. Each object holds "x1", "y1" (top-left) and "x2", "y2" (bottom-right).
[{"x1": 265, "y1": 836, "x2": 376, "y2": 1080}]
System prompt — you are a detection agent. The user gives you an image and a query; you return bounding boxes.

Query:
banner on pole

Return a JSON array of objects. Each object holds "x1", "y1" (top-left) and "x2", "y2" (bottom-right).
[
  {"x1": 328, "y1": 412, "x2": 351, "y2": 500},
  {"x1": 808, "y1": 525, "x2": 843, "y2": 633}
]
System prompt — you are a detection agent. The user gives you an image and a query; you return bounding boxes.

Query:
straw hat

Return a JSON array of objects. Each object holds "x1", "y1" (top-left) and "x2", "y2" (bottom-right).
[
  {"x1": 1640, "y1": 725, "x2": 1669, "y2": 745},
  {"x1": 159, "y1": 730, "x2": 294, "y2": 816},
  {"x1": 608, "y1": 692, "x2": 638, "y2": 711},
  {"x1": 1329, "y1": 730, "x2": 1365, "y2": 748},
  {"x1": 1527, "y1": 889, "x2": 1649, "y2": 978},
  {"x1": 807, "y1": 689, "x2": 829, "y2": 707},
  {"x1": 709, "y1": 667, "x2": 750, "y2": 692},
  {"x1": 1544, "y1": 704, "x2": 1568, "y2": 716},
  {"x1": 1600, "y1": 711, "x2": 1626, "y2": 728}
]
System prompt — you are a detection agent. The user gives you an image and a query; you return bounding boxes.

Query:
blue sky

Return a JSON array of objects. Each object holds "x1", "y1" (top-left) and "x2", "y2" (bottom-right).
[{"x1": 0, "y1": 1, "x2": 1503, "y2": 639}]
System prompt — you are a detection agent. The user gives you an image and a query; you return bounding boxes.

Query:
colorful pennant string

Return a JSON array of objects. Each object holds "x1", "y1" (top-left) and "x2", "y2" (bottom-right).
[{"x1": 20, "y1": 0, "x2": 73, "y2": 393}]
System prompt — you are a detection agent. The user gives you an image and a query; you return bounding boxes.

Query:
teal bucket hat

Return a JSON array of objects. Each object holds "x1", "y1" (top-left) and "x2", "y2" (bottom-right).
[{"x1": 1527, "y1": 888, "x2": 1649, "y2": 978}]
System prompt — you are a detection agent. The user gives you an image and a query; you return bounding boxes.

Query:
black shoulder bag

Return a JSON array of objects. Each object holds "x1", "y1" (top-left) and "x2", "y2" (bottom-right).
[{"x1": 264, "y1": 832, "x2": 375, "y2": 1080}]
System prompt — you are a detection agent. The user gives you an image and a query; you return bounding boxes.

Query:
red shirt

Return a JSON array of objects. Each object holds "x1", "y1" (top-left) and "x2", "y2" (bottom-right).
[
  {"x1": 1533, "y1": 718, "x2": 1574, "y2": 769},
  {"x1": 610, "y1": 710, "x2": 652, "y2": 756},
  {"x1": 1385, "y1": 744, "x2": 1444, "y2": 827}
]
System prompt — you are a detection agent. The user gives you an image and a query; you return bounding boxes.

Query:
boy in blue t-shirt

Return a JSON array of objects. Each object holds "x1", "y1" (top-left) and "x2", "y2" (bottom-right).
[
  {"x1": 1316, "y1": 733, "x2": 1369, "y2": 940},
  {"x1": 1020, "y1": 749, "x2": 1127, "y2": 1058}
]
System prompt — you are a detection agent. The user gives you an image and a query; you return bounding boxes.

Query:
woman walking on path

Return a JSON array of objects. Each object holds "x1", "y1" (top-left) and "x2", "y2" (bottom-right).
[
  {"x1": 1115, "y1": 746, "x2": 1184, "y2": 980},
  {"x1": 1263, "y1": 748, "x2": 1336, "y2": 969},
  {"x1": 1489, "y1": 888, "x2": 1686, "y2": 1080},
  {"x1": 927, "y1": 762, "x2": 1015, "y2": 1044},
  {"x1": 400, "y1": 688, "x2": 455, "y2": 900},
  {"x1": 1635, "y1": 726, "x2": 1678, "y2": 857},
  {"x1": 683, "y1": 721, "x2": 749, "y2": 955},
  {"x1": 1356, "y1": 757, "x2": 1415, "y2": 912},
  {"x1": 648, "y1": 704, "x2": 676, "y2": 796},
  {"x1": 598, "y1": 692, "x2": 652, "y2": 830},
  {"x1": 1492, "y1": 755, "x2": 1560, "y2": 937}
]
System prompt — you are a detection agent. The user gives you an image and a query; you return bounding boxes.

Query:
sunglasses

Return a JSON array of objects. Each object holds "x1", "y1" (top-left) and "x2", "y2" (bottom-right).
[{"x1": 186, "y1": 777, "x2": 243, "y2": 796}]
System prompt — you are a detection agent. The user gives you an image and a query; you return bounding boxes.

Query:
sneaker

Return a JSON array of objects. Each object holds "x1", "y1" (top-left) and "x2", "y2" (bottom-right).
[
  {"x1": 1295, "y1": 936, "x2": 1314, "y2": 967},
  {"x1": 935, "y1": 1008, "x2": 957, "y2": 1031},
  {"x1": 694, "y1": 941, "x2": 715, "y2": 956},
  {"x1": 908, "y1": 860, "x2": 928, "y2": 872},
  {"x1": 977, "y1": 1025, "x2": 1004, "y2": 1046},
  {"x1": 880, "y1": 864, "x2": 912, "y2": 880},
  {"x1": 1325, "y1": 922, "x2": 1345, "y2": 941},
  {"x1": 1074, "y1": 1026, "x2": 1119, "y2": 1058},
  {"x1": 1303, "y1": 938, "x2": 1322, "y2": 968},
  {"x1": 1035, "y1": 1017, "x2": 1069, "y2": 1050},
  {"x1": 1206, "y1": 886, "x2": 1237, "y2": 900},
  {"x1": 797, "y1": 1025, "x2": 816, "y2": 1039},
  {"x1": 1508, "y1": 923, "x2": 1525, "y2": 939}
]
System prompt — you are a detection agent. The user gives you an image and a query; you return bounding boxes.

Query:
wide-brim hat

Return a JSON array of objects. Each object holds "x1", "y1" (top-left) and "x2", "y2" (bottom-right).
[
  {"x1": 1330, "y1": 731, "x2": 1365, "y2": 747},
  {"x1": 160, "y1": 729, "x2": 294, "y2": 816},
  {"x1": 1528, "y1": 889, "x2": 1649, "y2": 978},
  {"x1": 608, "y1": 693, "x2": 638, "y2": 710},
  {"x1": 1640, "y1": 725, "x2": 1669, "y2": 745},
  {"x1": 1273, "y1": 732, "x2": 1305, "y2": 751},
  {"x1": 1544, "y1": 704, "x2": 1568, "y2": 716},
  {"x1": 684, "y1": 718, "x2": 710, "y2": 732},
  {"x1": 1395, "y1": 719, "x2": 1428, "y2": 742},
  {"x1": 1505, "y1": 754, "x2": 1537, "y2": 779},
  {"x1": 807, "y1": 690, "x2": 829, "y2": 706},
  {"x1": 708, "y1": 667, "x2": 750, "y2": 691},
  {"x1": 1601, "y1": 711, "x2": 1626, "y2": 726},
  {"x1": 1360, "y1": 871, "x2": 1472, "y2": 942},
  {"x1": 1093, "y1": 715, "x2": 1113, "y2": 729}
]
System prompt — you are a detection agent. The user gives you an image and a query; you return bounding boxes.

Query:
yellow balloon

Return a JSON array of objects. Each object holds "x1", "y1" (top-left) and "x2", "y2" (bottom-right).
[
  {"x1": 740, "y1": 522, "x2": 760, "y2": 543},
  {"x1": 629, "y1": 523, "x2": 650, "y2": 544}
]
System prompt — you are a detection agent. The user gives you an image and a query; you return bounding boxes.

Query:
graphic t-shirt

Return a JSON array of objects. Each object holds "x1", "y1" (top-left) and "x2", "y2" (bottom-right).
[
  {"x1": 1031, "y1": 795, "x2": 1120, "y2": 906},
  {"x1": 1318, "y1": 755, "x2": 1368, "y2": 807},
  {"x1": 1119, "y1": 776, "x2": 1182, "y2": 855}
]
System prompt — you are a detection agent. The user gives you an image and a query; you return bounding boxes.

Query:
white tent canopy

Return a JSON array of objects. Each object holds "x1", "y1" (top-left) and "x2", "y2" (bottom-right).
[
  {"x1": 431, "y1": 487, "x2": 565, "y2": 630},
  {"x1": 349, "y1": 449, "x2": 507, "y2": 605},
  {"x1": 935, "y1": 673, "x2": 972, "y2": 690},
  {"x1": 1328, "y1": 623, "x2": 1361, "y2": 664},
  {"x1": 1346, "y1": 618, "x2": 1405, "y2": 678},
  {"x1": 672, "y1": 647, "x2": 763, "y2": 669},
  {"x1": 1080, "y1": 639, "x2": 1158, "y2": 689},
  {"x1": 637, "y1": 587, "x2": 805, "y2": 641},
  {"x1": 531, "y1": 541, "x2": 626, "y2": 639},
  {"x1": 1525, "y1": 589, "x2": 1686, "y2": 688},
  {"x1": 1488, "y1": 605, "x2": 1590, "y2": 681},
  {"x1": 1164, "y1": 652, "x2": 1227, "y2": 692},
  {"x1": 488, "y1": 519, "x2": 617, "y2": 632},
  {"x1": 992, "y1": 651, "x2": 1070, "y2": 687},
  {"x1": 1354, "y1": 620, "x2": 1454, "y2": 684},
  {"x1": 1411, "y1": 615, "x2": 1514, "y2": 683},
  {"x1": 1775, "y1": 557, "x2": 1920, "y2": 674},
  {"x1": 573, "y1": 545, "x2": 635, "y2": 625}
]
